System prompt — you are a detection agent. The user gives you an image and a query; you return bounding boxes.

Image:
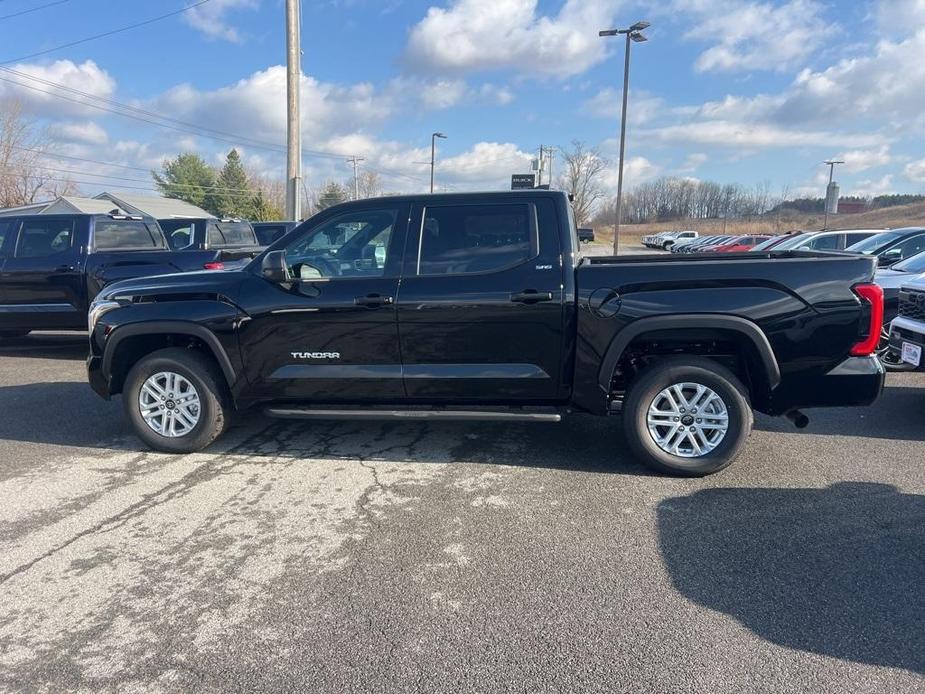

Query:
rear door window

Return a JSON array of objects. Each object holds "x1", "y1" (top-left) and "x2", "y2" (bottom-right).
[
  {"x1": 417, "y1": 204, "x2": 536, "y2": 276},
  {"x1": 808, "y1": 234, "x2": 840, "y2": 250},
  {"x1": 15, "y1": 219, "x2": 75, "y2": 258},
  {"x1": 0, "y1": 220, "x2": 13, "y2": 257},
  {"x1": 93, "y1": 220, "x2": 165, "y2": 250},
  {"x1": 160, "y1": 220, "x2": 196, "y2": 250},
  {"x1": 208, "y1": 222, "x2": 258, "y2": 248}
]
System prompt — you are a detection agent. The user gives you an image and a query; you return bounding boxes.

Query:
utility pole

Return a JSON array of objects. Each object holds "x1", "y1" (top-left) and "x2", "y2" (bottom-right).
[
  {"x1": 347, "y1": 156, "x2": 365, "y2": 199},
  {"x1": 431, "y1": 132, "x2": 447, "y2": 193},
  {"x1": 822, "y1": 159, "x2": 844, "y2": 231},
  {"x1": 600, "y1": 21, "x2": 650, "y2": 255},
  {"x1": 536, "y1": 146, "x2": 554, "y2": 187},
  {"x1": 285, "y1": 0, "x2": 302, "y2": 220}
]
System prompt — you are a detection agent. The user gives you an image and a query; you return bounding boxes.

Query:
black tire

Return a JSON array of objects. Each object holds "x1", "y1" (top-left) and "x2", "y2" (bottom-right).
[
  {"x1": 0, "y1": 330, "x2": 30, "y2": 339},
  {"x1": 123, "y1": 347, "x2": 230, "y2": 454},
  {"x1": 622, "y1": 356, "x2": 753, "y2": 477}
]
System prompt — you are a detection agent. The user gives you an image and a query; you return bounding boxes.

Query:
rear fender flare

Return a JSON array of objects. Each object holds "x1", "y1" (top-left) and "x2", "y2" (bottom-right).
[{"x1": 597, "y1": 314, "x2": 781, "y2": 393}]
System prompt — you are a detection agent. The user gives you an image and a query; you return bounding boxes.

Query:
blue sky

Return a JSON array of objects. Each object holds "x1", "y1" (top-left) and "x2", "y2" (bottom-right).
[{"x1": 2, "y1": 0, "x2": 924, "y2": 202}]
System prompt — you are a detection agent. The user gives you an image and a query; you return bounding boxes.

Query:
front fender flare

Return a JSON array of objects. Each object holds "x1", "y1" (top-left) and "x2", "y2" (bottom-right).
[
  {"x1": 597, "y1": 314, "x2": 781, "y2": 393},
  {"x1": 102, "y1": 320, "x2": 237, "y2": 386}
]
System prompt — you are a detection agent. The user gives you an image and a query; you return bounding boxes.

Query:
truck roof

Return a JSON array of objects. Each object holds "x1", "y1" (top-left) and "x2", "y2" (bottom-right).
[{"x1": 322, "y1": 190, "x2": 569, "y2": 211}]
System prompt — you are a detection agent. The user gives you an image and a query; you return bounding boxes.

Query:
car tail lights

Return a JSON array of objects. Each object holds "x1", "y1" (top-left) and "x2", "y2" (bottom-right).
[{"x1": 850, "y1": 283, "x2": 884, "y2": 356}]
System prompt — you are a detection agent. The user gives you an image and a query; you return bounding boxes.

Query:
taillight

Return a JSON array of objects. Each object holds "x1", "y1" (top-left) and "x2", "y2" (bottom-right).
[
  {"x1": 850, "y1": 283, "x2": 884, "y2": 356},
  {"x1": 203, "y1": 261, "x2": 225, "y2": 271}
]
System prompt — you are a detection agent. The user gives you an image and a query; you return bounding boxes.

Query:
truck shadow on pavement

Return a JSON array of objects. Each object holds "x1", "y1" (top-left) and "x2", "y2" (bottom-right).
[
  {"x1": 755, "y1": 381, "x2": 925, "y2": 442},
  {"x1": 658, "y1": 482, "x2": 925, "y2": 675},
  {"x1": 0, "y1": 333, "x2": 88, "y2": 361},
  {"x1": 0, "y1": 380, "x2": 654, "y2": 475}
]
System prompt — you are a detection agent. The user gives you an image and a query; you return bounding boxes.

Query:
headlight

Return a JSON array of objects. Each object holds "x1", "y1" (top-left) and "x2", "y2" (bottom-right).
[{"x1": 87, "y1": 300, "x2": 121, "y2": 334}]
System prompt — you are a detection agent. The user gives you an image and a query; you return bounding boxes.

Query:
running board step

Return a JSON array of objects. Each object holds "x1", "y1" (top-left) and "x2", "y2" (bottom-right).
[{"x1": 264, "y1": 408, "x2": 562, "y2": 423}]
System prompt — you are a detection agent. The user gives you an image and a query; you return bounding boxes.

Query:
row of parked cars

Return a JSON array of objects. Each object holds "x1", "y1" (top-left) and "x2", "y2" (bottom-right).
[{"x1": 645, "y1": 227, "x2": 925, "y2": 372}]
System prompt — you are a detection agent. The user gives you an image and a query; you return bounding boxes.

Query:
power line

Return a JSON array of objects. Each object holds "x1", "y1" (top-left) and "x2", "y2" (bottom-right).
[
  {"x1": 0, "y1": 69, "x2": 438, "y2": 187},
  {"x1": 0, "y1": 168, "x2": 262, "y2": 199},
  {"x1": 0, "y1": 0, "x2": 70, "y2": 21},
  {"x1": 0, "y1": 1, "x2": 213, "y2": 65},
  {"x1": 1, "y1": 162, "x2": 261, "y2": 194}
]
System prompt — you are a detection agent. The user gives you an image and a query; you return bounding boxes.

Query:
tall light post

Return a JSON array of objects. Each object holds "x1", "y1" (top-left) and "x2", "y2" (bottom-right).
[
  {"x1": 600, "y1": 21, "x2": 649, "y2": 255},
  {"x1": 822, "y1": 159, "x2": 844, "y2": 230},
  {"x1": 431, "y1": 132, "x2": 447, "y2": 193}
]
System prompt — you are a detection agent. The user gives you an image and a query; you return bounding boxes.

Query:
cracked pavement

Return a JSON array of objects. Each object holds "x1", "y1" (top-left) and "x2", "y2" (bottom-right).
[{"x1": 0, "y1": 332, "x2": 923, "y2": 693}]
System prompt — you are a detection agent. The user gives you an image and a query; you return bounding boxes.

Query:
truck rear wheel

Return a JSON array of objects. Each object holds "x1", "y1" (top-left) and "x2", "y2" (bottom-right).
[
  {"x1": 123, "y1": 348, "x2": 230, "y2": 454},
  {"x1": 622, "y1": 357, "x2": 753, "y2": 477}
]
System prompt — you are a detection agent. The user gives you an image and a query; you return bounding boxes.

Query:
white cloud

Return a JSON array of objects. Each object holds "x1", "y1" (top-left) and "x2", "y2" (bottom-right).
[
  {"x1": 671, "y1": 0, "x2": 835, "y2": 73},
  {"x1": 47, "y1": 121, "x2": 108, "y2": 146},
  {"x1": 183, "y1": 0, "x2": 259, "y2": 42},
  {"x1": 0, "y1": 60, "x2": 116, "y2": 117},
  {"x1": 904, "y1": 159, "x2": 925, "y2": 183},
  {"x1": 838, "y1": 145, "x2": 893, "y2": 173},
  {"x1": 581, "y1": 88, "x2": 665, "y2": 125},
  {"x1": 640, "y1": 120, "x2": 885, "y2": 149},
  {"x1": 679, "y1": 152, "x2": 709, "y2": 174},
  {"x1": 879, "y1": 0, "x2": 925, "y2": 35},
  {"x1": 850, "y1": 174, "x2": 895, "y2": 196},
  {"x1": 691, "y1": 29, "x2": 925, "y2": 131},
  {"x1": 151, "y1": 67, "x2": 393, "y2": 148},
  {"x1": 405, "y1": 0, "x2": 621, "y2": 78},
  {"x1": 438, "y1": 142, "x2": 533, "y2": 183},
  {"x1": 478, "y1": 83, "x2": 515, "y2": 106},
  {"x1": 604, "y1": 156, "x2": 659, "y2": 189}
]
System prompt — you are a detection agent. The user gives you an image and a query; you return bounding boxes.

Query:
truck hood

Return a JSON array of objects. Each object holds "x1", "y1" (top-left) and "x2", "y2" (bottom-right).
[
  {"x1": 875, "y1": 268, "x2": 918, "y2": 291},
  {"x1": 96, "y1": 269, "x2": 248, "y2": 304}
]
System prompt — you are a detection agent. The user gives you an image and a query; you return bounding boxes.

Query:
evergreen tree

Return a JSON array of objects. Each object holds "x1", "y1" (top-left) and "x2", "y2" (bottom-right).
[
  {"x1": 214, "y1": 149, "x2": 254, "y2": 218},
  {"x1": 251, "y1": 190, "x2": 284, "y2": 221},
  {"x1": 316, "y1": 181, "x2": 349, "y2": 210},
  {"x1": 152, "y1": 153, "x2": 218, "y2": 214}
]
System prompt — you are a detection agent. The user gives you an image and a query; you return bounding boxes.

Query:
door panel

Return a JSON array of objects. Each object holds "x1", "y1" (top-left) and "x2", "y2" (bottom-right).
[
  {"x1": 0, "y1": 217, "x2": 84, "y2": 330},
  {"x1": 397, "y1": 199, "x2": 565, "y2": 401},
  {"x1": 237, "y1": 203, "x2": 409, "y2": 402}
]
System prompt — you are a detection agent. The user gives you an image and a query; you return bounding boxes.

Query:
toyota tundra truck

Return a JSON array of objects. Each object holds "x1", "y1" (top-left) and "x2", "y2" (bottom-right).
[{"x1": 86, "y1": 191, "x2": 885, "y2": 476}]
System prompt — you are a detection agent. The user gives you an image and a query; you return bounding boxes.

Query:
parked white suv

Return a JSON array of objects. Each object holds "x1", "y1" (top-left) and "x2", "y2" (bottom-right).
[
  {"x1": 888, "y1": 276, "x2": 925, "y2": 370},
  {"x1": 661, "y1": 231, "x2": 698, "y2": 250}
]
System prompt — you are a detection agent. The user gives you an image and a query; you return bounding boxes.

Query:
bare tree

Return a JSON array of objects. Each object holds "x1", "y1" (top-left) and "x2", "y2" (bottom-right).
[
  {"x1": 0, "y1": 98, "x2": 76, "y2": 208},
  {"x1": 557, "y1": 140, "x2": 608, "y2": 225},
  {"x1": 357, "y1": 170, "x2": 382, "y2": 199}
]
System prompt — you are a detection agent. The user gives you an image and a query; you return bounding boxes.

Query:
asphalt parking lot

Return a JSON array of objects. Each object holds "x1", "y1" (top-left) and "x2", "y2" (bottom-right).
[{"x1": 1, "y1": 325, "x2": 923, "y2": 693}]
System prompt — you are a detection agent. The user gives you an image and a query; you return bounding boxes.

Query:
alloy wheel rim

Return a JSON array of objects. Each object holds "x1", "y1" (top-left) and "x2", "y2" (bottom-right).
[
  {"x1": 138, "y1": 371, "x2": 201, "y2": 438},
  {"x1": 646, "y1": 382, "x2": 729, "y2": 458}
]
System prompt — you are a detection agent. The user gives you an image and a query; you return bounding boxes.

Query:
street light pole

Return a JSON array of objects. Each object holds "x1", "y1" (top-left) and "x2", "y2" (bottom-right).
[
  {"x1": 822, "y1": 159, "x2": 844, "y2": 231},
  {"x1": 600, "y1": 21, "x2": 649, "y2": 255},
  {"x1": 431, "y1": 132, "x2": 447, "y2": 193}
]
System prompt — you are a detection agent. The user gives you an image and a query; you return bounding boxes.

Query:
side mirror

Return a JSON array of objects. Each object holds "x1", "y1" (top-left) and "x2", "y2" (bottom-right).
[
  {"x1": 878, "y1": 249, "x2": 902, "y2": 267},
  {"x1": 260, "y1": 250, "x2": 290, "y2": 284}
]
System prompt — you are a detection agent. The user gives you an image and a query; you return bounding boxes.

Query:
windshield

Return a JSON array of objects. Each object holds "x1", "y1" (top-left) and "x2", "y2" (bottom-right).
[
  {"x1": 751, "y1": 235, "x2": 789, "y2": 251},
  {"x1": 892, "y1": 249, "x2": 925, "y2": 274},
  {"x1": 845, "y1": 230, "x2": 906, "y2": 254},
  {"x1": 766, "y1": 232, "x2": 815, "y2": 251}
]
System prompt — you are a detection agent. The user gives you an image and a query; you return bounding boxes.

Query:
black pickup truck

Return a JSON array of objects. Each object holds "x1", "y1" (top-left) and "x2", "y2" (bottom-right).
[
  {"x1": 159, "y1": 217, "x2": 263, "y2": 260},
  {"x1": 0, "y1": 213, "x2": 225, "y2": 337},
  {"x1": 86, "y1": 191, "x2": 885, "y2": 476}
]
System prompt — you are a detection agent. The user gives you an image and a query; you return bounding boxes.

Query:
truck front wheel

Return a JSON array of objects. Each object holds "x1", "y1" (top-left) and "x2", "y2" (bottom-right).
[
  {"x1": 622, "y1": 357, "x2": 753, "y2": 476},
  {"x1": 123, "y1": 348, "x2": 230, "y2": 454}
]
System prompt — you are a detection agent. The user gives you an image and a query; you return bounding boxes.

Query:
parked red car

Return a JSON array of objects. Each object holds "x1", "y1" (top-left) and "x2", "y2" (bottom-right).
[{"x1": 714, "y1": 235, "x2": 772, "y2": 252}]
